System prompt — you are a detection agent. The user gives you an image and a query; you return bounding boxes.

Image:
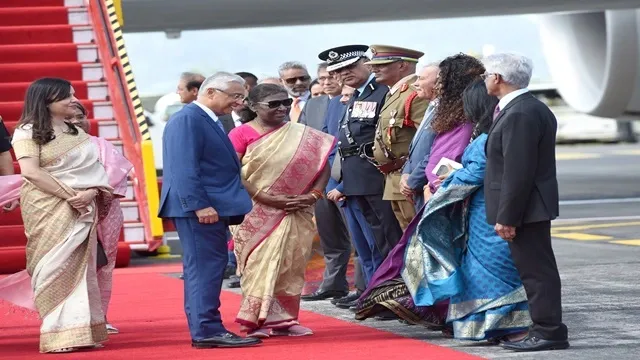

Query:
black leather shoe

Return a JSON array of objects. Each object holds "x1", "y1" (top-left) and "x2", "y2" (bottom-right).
[
  {"x1": 301, "y1": 290, "x2": 348, "y2": 301},
  {"x1": 336, "y1": 298, "x2": 358, "y2": 309},
  {"x1": 227, "y1": 275, "x2": 241, "y2": 289},
  {"x1": 192, "y1": 332, "x2": 262, "y2": 348},
  {"x1": 331, "y1": 291, "x2": 361, "y2": 306},
  {"x1": 501, "y1": 336, "x2": 569, "y2": 352},
  {"x1": 223, "y1": 265, "x2": 236, "y2": 280}
]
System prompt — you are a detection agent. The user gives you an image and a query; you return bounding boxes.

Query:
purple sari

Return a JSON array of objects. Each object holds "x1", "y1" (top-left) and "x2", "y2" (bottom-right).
[{"x1": 355, "y1": 122, "x2": 473, "y2": 327}]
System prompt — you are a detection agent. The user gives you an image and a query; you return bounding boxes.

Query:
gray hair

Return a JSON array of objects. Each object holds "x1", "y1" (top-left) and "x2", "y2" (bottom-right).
[
  {"x1": 258, "y1": 76, "x2": 282, "y2": 85},
  {"x1": 180, "y1": 72, "x2": 205, "y2": 82},
  {"x1": 482, "y1": 53, "x2": 533, "y2": 89},
  {"x1": 198, "y1": 71, "x2": 245, "y2": 96},
  {"x1": 317, "y1": 62, "x2": 329, "y2": 73},
  {"x1": 278, "y1": 61, "x2": 308, "y2": 76}
]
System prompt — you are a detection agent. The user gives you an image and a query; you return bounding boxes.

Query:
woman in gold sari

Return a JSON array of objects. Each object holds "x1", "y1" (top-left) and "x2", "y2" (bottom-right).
[
  {"x1": 228, "y1": 84, "x2": 333, "y2": 338},
  {"x1": 11, "y1": 78, "x2": 112, "y2": 353}
]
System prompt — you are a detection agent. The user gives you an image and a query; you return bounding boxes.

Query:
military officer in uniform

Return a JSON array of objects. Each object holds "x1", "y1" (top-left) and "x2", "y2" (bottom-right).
[
  {"x1": 365, "y1": 45, "x2": 429, "y2": 230},
  {"x1": 320, "y1": 45, "x2": 403, "y2": 287}
]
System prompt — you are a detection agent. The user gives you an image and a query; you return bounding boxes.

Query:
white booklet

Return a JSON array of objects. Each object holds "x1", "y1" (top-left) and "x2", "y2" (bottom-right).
[{"x1": 432, "y1": 157, "x2": 463, "y2": 176}]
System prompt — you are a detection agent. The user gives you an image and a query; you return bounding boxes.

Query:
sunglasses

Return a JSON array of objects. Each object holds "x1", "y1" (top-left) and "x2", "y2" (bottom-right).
[
  {"x1": 283, "y1": 75, "x2": 311, "y2": 85},
  {"x1": 256, "y1": 98, "x2": 294, "y2": 109}
]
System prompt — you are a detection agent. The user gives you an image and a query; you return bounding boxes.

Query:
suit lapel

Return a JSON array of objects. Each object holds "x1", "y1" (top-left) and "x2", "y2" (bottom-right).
[
  {"x1": 190, "y1": 104, "x2": 240, "y2": 169},
  {"x1": 486, "y1": 92, "x2": 533, "y2": 152}
]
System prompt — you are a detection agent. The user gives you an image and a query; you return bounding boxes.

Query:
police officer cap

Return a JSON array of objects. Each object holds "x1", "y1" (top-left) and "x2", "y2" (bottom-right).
[
  {"x1": 364, "y1": 45, "x2": 424, "y2": 66},
  {"x1": 318, "y1": 45, "x2": 369, "y2": 73}
]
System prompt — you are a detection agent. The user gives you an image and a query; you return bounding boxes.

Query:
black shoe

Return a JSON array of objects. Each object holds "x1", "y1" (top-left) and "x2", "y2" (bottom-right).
[
  {"x1": 192, "y1": 332, "x2": 262, "y2": 348},
  {"x1": 227, "y1": 275, "x2": 241, "y2": 289},
  {"x1": 501, "y1": 336, "x2": 570, "y2": 352},
  {"x1": 223, "y1": 265, "x2": 236, "y2": 280},
  {"x1": 179, "y1": 273, "x2": 184, "y2": 280},
  {"x1": 301, "y1": 290, "x2": 348, "y2": 301},
  {"x1": 331, "y1": 291, "x2": 361, "y2": 306},
  {"x1": 336, "y1": 298, "x2": 358, "y2": 309},
  {"x1": 374, "y1": 310, "x2": 398, "y2": 321}
]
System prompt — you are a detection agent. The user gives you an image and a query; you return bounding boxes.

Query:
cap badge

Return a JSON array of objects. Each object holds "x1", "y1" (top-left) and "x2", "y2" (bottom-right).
[{"x1": 328, "y1": 51, "x2": 339, "y2": 60}]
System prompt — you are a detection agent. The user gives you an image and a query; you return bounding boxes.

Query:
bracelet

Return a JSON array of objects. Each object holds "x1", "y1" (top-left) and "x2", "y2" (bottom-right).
[{"x1": 310, "y1": 189, "x2": 324, "y2": 200}]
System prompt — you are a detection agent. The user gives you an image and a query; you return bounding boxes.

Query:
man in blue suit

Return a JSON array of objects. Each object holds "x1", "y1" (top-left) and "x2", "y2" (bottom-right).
[
  {"x1": 159, "y1": 72, "x2": 261, "y2": 349},
  {"x1": 400, "y1": 63, "x2": 440, "y2": 210}
]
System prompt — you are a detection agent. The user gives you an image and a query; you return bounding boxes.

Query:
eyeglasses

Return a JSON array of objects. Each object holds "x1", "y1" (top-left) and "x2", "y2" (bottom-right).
[
  {"x1": 256, "y1": 98, "x2": 294, "y2": 109},
  {"x1": 213, "y1": 88, "x2": 245, "y2": 100},
  {"x1": 283, "y1": 75, "x2": 311, "y2": 85},
  {"x1": 480, "y1": 73, "x2": 499, "y2": 80}
]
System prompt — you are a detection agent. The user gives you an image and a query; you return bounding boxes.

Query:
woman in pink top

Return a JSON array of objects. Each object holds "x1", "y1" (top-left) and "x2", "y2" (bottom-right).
[{"x1": 228, "y1": 84, "x2": 334, "y2": 338}]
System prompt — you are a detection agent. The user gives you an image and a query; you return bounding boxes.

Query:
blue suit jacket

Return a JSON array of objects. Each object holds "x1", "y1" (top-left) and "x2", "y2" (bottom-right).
[
  {"x1": 322, "y1": 96, "x2": 347, "y2": 193},
  {"x1": 402, "y1": 104, "x2": 437, "y2": 190},
  {"x1": 158, "y1": 103, "x2": 253, "y2": 218}
]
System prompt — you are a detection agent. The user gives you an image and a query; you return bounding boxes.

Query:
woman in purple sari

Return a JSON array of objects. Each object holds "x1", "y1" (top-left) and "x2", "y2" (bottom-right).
[{"x1": 355, "y1": 54, "x2": 485, "y2": 332}]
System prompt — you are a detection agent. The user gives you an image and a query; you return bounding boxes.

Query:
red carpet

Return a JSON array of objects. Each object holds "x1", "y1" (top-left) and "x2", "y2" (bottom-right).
[
  {"x1": 0, "y1": 264, "x2": 482, "y2": 360},
  {"x1": 0, "y1": 25, "x2": 74, "y2": 45},
  {"x1": 0, "y1": 81, "x2": 89, "y2": 101},
  {"x1": 0, "y1": 7, "x2": 69, "y2": 26}
]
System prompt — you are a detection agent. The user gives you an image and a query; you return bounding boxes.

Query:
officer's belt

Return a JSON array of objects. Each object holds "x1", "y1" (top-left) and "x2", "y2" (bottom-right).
[
  {"x1": 376, "y1": 156, "x2": 408, "y2": 174},
  {"x1": 338, "y1": 142, "x2": 373, "y2": 158}
]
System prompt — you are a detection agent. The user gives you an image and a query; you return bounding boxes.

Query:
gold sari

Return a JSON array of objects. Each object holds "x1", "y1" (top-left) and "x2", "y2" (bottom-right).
[
  {"x1": 12, "y1": 126, "x2": 113, "y2": 353},
  {"x1": 233, "y1": 122, "x2": 334, "y2": 331}
]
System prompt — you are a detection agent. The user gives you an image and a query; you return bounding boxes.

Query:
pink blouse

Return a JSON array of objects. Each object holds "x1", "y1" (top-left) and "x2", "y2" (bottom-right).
[{"x1": 228, "y1": 123, "x2": 284, "y2": 154}]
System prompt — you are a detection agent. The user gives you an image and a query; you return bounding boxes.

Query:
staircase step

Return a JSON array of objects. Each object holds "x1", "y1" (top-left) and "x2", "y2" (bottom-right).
[
  {"x1": 0, "y1": 80, "x2": 107, "y2": 102},
  {"x1": 0, "y1": 43, "x2": 98, "y2": 64},
  {"x1": 0, "y1": 208, "x2": 22, "y2": 226},
  {"x1": 125, "y1": 181, "x2": 135, "y2": 201},
  {"x1": 123, "y1": 222, "x2": 145, "y2": 243},
  {"x1": 0, "y1": 6, "x2": 88, "y2": 27},
  {"x1": 121, "y1": 201, "x2": 141, "y2": 222},
  {"x1": 0, "y1": 24, "x2": 94, "y2": 45},
  {"x1": 0, "y1": 99, "x2": 105, "y2": 123},
  {"x1": 0, "y1": 0, "x2": 84, "y2": 7},
  {"x1": 0, "y1": 62, "x2": 103, "y2": 84}
]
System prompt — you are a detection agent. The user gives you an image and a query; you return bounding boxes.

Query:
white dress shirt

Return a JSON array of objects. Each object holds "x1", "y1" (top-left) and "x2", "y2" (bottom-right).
[{"x1": 498, "y1": 88, "x2": 529, "y2": 110}]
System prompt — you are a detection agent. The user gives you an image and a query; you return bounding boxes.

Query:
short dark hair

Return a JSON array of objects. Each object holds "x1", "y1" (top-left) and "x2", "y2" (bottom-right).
[
  {"x1": 237, "y1": 84, "x2": 288, "y2": 123},
  {"x1": 235, "y1": 72, "x2": 258, "y2": 83},
  {"x1": 180, "y1": 72, "x2": 205, "y2": 91},
  {"x1": 310, "y1": 78, "x2": 319, "y2": 88}
]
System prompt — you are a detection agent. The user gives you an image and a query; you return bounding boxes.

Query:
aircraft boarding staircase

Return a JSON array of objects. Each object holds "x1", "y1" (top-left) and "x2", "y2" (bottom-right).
[{"x1": 0, "y1": 0, "x2": 163, "y2": 274}]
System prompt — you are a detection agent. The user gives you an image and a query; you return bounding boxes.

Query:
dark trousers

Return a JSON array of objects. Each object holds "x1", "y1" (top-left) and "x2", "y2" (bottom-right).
[
  {"x1": 343, "y1": 198, "x2": 383, "y2": 285},
  {"x1": 354, "y1": 194, "x2": 403, "y2": 259},
  {"x1": 315, "y1": 198, "x2": 351, "y2": 293},
  {"x1": 173, "y1": 217, "x2": 228, "y2": 340},
  {"x1": 509, "y1": 220, "x2": 568, "y2": 341}
]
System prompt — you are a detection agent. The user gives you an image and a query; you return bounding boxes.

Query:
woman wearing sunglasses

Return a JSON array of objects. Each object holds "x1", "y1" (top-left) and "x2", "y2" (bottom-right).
[{"x1": 228, "y1": 83, "x2": 334, "y2": 338}]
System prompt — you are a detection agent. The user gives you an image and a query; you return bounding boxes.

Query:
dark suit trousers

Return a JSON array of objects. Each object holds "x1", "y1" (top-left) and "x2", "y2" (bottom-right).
[
  {"x1": 355, "y1": 195, "x2": 403, "y2": 260},
  {"x1": 509, "y1": 220, "x2": 568, "y2": 341},
  {"x1": 315, "y1": 198, "x2": 351, "y2": 293},
  {"x1": 173, "y1": 217, "x2": 229, "y2": 340}
]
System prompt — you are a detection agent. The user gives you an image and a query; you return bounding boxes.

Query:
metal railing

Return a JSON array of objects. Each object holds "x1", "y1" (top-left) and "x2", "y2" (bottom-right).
[{"x1": 87, "y1": 0, "x2": 164, "y2": 250}]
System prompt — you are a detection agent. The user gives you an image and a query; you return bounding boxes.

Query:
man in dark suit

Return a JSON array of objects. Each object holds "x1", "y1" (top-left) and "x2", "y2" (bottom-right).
[
  {"x1": 320, "y1": 45, "x2": 403, "y2": 297},
  {"x1": 300, "y1": 63, "x2": 352, "y2": 301},
  {"x1": 483, "y1": 53, "x2": 569, "y2": 352},
  {"x1": 159, "y1": 72, "x2": 261, "y2": 349}
]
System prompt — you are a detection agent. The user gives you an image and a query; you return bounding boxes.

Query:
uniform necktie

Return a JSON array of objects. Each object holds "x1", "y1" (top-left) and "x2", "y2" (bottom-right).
[
  {"x1": 493, "y1": 104, "x2": 501, "y2": 121},
  {"x1": 290, "y1": 97, "x2": 302, "y2": 123}
]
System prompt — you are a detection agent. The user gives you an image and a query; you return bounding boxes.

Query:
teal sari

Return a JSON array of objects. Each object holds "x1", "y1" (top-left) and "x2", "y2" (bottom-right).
[{"x1": 402, "y1": 134, "x2": 531, "y2": 340}]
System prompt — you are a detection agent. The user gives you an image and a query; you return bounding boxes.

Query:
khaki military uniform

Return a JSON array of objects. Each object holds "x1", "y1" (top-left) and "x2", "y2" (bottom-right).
[{"x1": 372, "y1": 74, "x2": 429, "y2": 229}]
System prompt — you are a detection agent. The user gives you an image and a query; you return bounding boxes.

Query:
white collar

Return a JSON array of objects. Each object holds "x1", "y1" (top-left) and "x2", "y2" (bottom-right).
[
  {"x1": 193, "y1": 101, "x2": 219, "y2": 122},
  {"x1": 231, "y1": 111, "x2": 241, "y2": 121},
  {"x1": 498, "y1": 88, "x2": 529, "y2": 110}
]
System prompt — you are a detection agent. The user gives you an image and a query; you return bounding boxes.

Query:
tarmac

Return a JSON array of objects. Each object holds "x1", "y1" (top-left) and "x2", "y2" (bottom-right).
[{"x1": 154, "y1": 142, "x2": 640, "y2": 360}]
